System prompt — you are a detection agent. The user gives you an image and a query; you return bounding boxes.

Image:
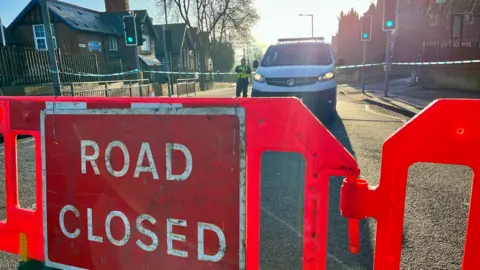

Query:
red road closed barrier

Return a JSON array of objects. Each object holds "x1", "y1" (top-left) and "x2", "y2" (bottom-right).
[
  {"x1": 341, "y1": 99, "x2": 480, "y2": 270},
  {"x1": 0, "y1": 97, "x2": 359, "y2": 269}
]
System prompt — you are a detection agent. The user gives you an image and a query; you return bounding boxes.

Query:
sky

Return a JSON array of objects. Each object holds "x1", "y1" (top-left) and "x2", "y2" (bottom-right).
[{"x1": 1, "y1": 0, "x2": 373, "y2": 53}]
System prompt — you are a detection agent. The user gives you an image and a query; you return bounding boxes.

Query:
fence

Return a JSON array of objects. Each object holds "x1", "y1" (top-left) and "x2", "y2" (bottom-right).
[
  {"x1": 423, "y1": 41, "x2": 480, "y2": 62},
  {"x1": 0, "y1": 46, "x2": 130, "y2": 87},
  {"x1": 60, "y1": 80, "x2": 151, "y2": 97}
]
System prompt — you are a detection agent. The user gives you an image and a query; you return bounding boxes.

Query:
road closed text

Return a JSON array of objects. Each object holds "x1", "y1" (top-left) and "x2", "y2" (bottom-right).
[
  {"x1": 53, "y1": 139, "x2": 227, "y2": 262},
  {"x1": 58, "y1": 205, "x2": 227, "y2": 262}
]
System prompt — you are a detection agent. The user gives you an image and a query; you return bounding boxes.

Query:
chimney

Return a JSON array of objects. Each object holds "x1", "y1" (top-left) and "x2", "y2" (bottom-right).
[{"x1": 105, "y1": 0, "x2": 130, "y2": 12}]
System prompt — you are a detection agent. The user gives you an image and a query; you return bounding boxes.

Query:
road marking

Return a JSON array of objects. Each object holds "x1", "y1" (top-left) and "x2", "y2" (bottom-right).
[
  {"x1": 260, "y1": 206, "x2": 351, "y2": 269},
  {"x1": 364, "y1": 105, "x2": 408, "y2": 123}
]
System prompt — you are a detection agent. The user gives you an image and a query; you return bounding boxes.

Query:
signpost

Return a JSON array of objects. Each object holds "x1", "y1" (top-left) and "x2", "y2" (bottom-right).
[
  {"x1": 41, "y1": 103, "x2": 246, "y2": 269},
  {"x1": 360, "y1": 15, "x2": 372, "y2": 94},
  {"x1": 383, "y1": 0, "x2": 399, "y2": 97}
]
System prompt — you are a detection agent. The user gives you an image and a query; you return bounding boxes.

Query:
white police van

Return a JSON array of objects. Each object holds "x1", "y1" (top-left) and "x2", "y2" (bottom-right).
[{"x1": 252, "y1": 37, "x2": 340, "y2": 122}]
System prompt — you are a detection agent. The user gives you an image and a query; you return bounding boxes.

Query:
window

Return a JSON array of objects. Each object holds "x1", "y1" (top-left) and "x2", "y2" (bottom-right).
[
  {"x1": 109, "y1": 36, "x2": 118, "y2": 51},
  {"x1": 429, "y1": 14, "x2": 438, "y2": 26},
  {"x1": 141, "y1": 35, "x2": 150, "y2": 52},
  {"x1": 464, "y1": 12, "x2": 474, "y2": 25},
  {"x1": 32, "y1": 24, "x2": 57, "y2": 50},
  {"x1": 261, "y1": 43, "x2": 331, "y2": 67}
]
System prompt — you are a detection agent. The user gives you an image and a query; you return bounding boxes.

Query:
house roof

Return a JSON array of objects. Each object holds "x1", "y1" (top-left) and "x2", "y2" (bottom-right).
[
  {"x1": 8, "y1": 0, "x2": 156, "y2": 38},
  {"x1": 187, "y1": 27, "x2": 199, "y2": 47},
  {"x1": 139, "y1": 54, "x2": 162, "y2": 66},
  {"x1": 154, "y1": 23, "x2": 189, "y2": 56}
]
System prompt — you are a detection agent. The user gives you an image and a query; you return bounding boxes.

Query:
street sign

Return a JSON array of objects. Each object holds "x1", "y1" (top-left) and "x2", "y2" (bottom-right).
[
  {"x1": 0, "y1": 97, "x2": 360, "y2": 269},
  {"x1": 41, "y1": 103, "x2": 246, "y2": 269}
]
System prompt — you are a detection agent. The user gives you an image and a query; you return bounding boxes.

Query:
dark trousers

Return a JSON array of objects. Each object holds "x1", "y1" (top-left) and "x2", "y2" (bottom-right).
[{"x1": 236, "y1": 79, "x2": 248, "y2": 97}]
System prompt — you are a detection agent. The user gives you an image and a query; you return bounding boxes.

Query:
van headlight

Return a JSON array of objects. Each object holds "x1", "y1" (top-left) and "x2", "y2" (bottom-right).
[
  {"x1": 318, "y1": 72, "x2": 335, "y2": 82},
  {"x1": 254, "y1": 73, "x2": 266, "y2": 83}
]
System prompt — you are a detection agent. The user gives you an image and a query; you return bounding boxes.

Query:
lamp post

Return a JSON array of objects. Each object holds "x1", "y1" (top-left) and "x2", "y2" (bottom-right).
[{"x1": 299, "y1": 14, "x2": 314, "y2": 37}]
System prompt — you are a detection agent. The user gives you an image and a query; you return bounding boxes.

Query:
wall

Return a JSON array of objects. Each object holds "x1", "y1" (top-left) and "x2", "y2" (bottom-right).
[{"x1": 418, "y1": 65, "x2": 480, "y2": 91}]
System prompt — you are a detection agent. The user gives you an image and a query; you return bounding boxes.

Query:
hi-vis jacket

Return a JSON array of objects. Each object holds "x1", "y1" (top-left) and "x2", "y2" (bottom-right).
[{"x1": 235, "y1": 65, "x2": 252, "y2": 79}]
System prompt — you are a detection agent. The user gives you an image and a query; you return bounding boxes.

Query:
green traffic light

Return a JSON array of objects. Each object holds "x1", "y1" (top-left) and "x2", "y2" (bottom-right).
[
  {"x1": 386, "y1": 20, "x2": 393, "y2": 28},
  {"x1": 127, "y1": 37, "x2": 134, "y2": 43},
  {"x1": 363, "y1": 33, "x2": 369, "y2": 39}
]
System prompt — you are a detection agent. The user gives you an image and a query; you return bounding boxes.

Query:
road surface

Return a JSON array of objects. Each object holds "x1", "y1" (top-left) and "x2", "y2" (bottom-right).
[{"x1": 0, "y1": 86, "x2": 472, "y2": 269}]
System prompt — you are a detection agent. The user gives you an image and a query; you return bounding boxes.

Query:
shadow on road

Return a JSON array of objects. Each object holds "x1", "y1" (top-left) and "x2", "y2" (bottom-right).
[
  {"x1": 259, "y1": 114, "x2": 374, "y2": 270},
  {"x1": 325, "y1": 114, "x2": 375, "y2": 270}
]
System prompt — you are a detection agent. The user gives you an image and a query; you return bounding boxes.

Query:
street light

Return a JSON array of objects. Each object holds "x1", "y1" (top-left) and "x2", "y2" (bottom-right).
[{"x1": 298, "y1": 14, "x2": 314, "y2": 37}]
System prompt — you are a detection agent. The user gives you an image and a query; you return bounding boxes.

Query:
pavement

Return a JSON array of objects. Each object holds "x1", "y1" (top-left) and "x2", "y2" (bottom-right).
[
  {"x1": 340, "y1": 78, "x2": 480, "y2": 117},
  {"x1": 0, "y1": 85, "x2": 474, "y2": 269}
]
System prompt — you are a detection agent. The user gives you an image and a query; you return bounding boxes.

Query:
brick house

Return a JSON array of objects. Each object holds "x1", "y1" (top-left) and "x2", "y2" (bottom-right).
[
  {"x1": 154, "y1": 23, "x2": 211, "y2": 73},
  {"x1": 7, "y1": 0, "x2": 161, "y2": 73},
  {"x1": 395, "y1": 0, "x2": 480, "y2": 62}
]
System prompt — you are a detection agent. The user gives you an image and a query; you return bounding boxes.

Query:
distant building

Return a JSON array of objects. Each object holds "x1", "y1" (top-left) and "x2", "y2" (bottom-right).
[
  {"x1": 7, "y1": 0, "x2": 161, "y2": 70},
  {"x1": 154, "y1": 23, "x2": 211, "y2": 73},
  {"x1": 395, "y1": 0, "x2": 480, "y2": 62}
]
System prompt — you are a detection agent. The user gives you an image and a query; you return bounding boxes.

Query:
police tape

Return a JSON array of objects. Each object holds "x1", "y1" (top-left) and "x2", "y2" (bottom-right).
[
  {"x1": 335, "y1": 63, "x2": 385, "y2": 69},
  {"x1": 144, "y1": 70, "x2": 238, "y2": 75},
  {"x1": 59, "y1": 70, "x2": 140, "y2": 77},
  {"x1": 50, "y1": 59, "x2": 480, "y2": 77},
  {"x1": 392, "y1": 59, "x2": 480, "y2": 66}
]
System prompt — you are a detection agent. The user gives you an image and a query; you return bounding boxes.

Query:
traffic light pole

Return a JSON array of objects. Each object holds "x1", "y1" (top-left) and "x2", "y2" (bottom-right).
[
  {"x1": 162, "y1": 0, "x2": 172, "y2": 97},
  {"x1": 40, "y1": 0, "x2": 61, "y2": 96},
  {"x1": 135, "y1": 48, "x2": 142, "y2": 97},
  {"x1": 384, "y1": 31, "x2": 392, "y2": 97},
  {"x1": 361, "y1": 42, "x2": 367, "y2": 94}
]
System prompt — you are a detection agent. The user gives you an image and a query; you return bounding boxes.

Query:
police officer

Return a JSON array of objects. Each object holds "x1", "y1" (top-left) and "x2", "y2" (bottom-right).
[{"x1": 235, "y1": 58, "x2": 252, "y2": 98}]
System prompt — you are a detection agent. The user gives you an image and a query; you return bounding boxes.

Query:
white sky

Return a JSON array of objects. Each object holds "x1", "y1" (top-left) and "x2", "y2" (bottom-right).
[
  {"x1": 251, "y1": 0, "x2": 373, "y2": 46},
  {"x1": 1, "y1": 0, "x2": 373, "y2": 62}
]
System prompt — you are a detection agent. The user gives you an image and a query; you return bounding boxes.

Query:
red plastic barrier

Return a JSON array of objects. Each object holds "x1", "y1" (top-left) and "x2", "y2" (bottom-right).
[
  {"x1": 0, "y1": 97, "x2": 358, "y2": 269},
  {"x1": 341, "y1": 99, "x2": 480, "y2": 269}
]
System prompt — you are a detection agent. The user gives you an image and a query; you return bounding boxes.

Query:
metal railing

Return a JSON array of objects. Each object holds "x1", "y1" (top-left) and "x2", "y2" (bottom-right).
[
  {"x1": 60, "y1": 79, "x2": 151, "y2": 97},
  {"x1": 176, "y1": 78, "x2": 197, "y2": 97}
]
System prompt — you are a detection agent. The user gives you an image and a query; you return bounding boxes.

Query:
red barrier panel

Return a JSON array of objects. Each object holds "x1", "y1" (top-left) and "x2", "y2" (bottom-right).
[
  {"x1": 0, "y1": 97, "x2": 358, "y2": 269},
  {"x1": 341, "y1": 99, "x2": 480, "y2": 269}
]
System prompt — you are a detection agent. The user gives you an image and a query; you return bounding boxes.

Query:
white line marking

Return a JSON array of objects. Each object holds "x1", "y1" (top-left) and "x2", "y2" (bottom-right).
[
  {"x1": 130, "y1": 103, "x2": 182, "y2": 109},
  {"x1": 364, "y1": 104, "x2": 408, "y2": 122},
  {"x1": 46, "y1": 102, "x2": 86, "y2": 110},
  {"x1": 260, "y1": 206, "x2": 351, "y2": 269}
]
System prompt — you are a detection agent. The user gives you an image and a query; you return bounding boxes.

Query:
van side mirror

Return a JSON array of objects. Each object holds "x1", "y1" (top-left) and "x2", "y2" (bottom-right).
[
  {"x1": 336, "y1": 58, "x2": 345, "y2": 66},
  {"x1": 253, "y1": 60, "x2": 259, "y2": 69}
]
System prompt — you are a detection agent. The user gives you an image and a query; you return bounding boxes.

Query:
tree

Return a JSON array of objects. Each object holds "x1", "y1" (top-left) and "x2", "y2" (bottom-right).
[
  {"x1": 210, "y1": 40, "x2": 235, "y2": 71},
  {"x1": 157, "y1": 0, "x2": 259, "y2": 44},
  {"x1": 248, "y1": 46, "x2": 264, "y2": 63},
  {"x1": 428, "y1": 0, "x2": 479, "y2": 16},
  {"x1": 337, "y1": 8, "x2": 362, "y2": 64}
]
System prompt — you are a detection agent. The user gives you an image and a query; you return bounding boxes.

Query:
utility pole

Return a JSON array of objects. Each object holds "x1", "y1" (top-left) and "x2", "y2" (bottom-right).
[
  {"x1": 0, "y1": 15, "x2": 6, "y2": 46},
  {"x1": 384, "y1": 31, "x2": 392, "y2": 97},
  {"x1": 299, "y1": 14, "x2": 314, "y2": 37},
  {"x1": 162, "y1": 0, "x2": 172, "y2": 97},
  {"x1": 383, "y1": 0, "x2": 398, "y2": 97},
  {"x1": 360, "y1": 15, "x2": 372, "y2": 94},
  {"x1": 40, "y1": 0, "x2": 61, "y2": 96},
  {"x1": 133, "y1": 12, "x2": 142, "y2": 97}
]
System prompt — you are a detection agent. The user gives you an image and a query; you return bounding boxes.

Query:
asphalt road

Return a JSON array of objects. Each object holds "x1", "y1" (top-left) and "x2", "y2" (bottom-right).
[{"x1": 0, "y1": 86, "x2": 472, "y2": 269}]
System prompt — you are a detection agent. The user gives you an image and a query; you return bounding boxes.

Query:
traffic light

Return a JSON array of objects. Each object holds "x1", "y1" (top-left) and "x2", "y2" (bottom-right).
[
  {"x1": 383, "y1": 0, "x2": 398, "y2": 31},
  {"x1": 136, "y1": 19, "x2": 146, "y2": 46},
  {"x1": 361, "y1": 15, "x2": 372, "y2": 41},
  {"x1": 123, "y1": 15, "x2": 137, "y2": 46}
]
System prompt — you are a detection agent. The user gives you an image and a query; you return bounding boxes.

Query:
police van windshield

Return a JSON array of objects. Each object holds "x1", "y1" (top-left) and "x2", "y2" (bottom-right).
[{"x1": 261, "y1": 43, "x2": 332, "y2": 67}]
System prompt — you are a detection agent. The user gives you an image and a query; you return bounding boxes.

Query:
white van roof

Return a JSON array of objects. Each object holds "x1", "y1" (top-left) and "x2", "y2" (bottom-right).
[{"x1": 277, "y1": 37, "x2": 325, "y2": 44}]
